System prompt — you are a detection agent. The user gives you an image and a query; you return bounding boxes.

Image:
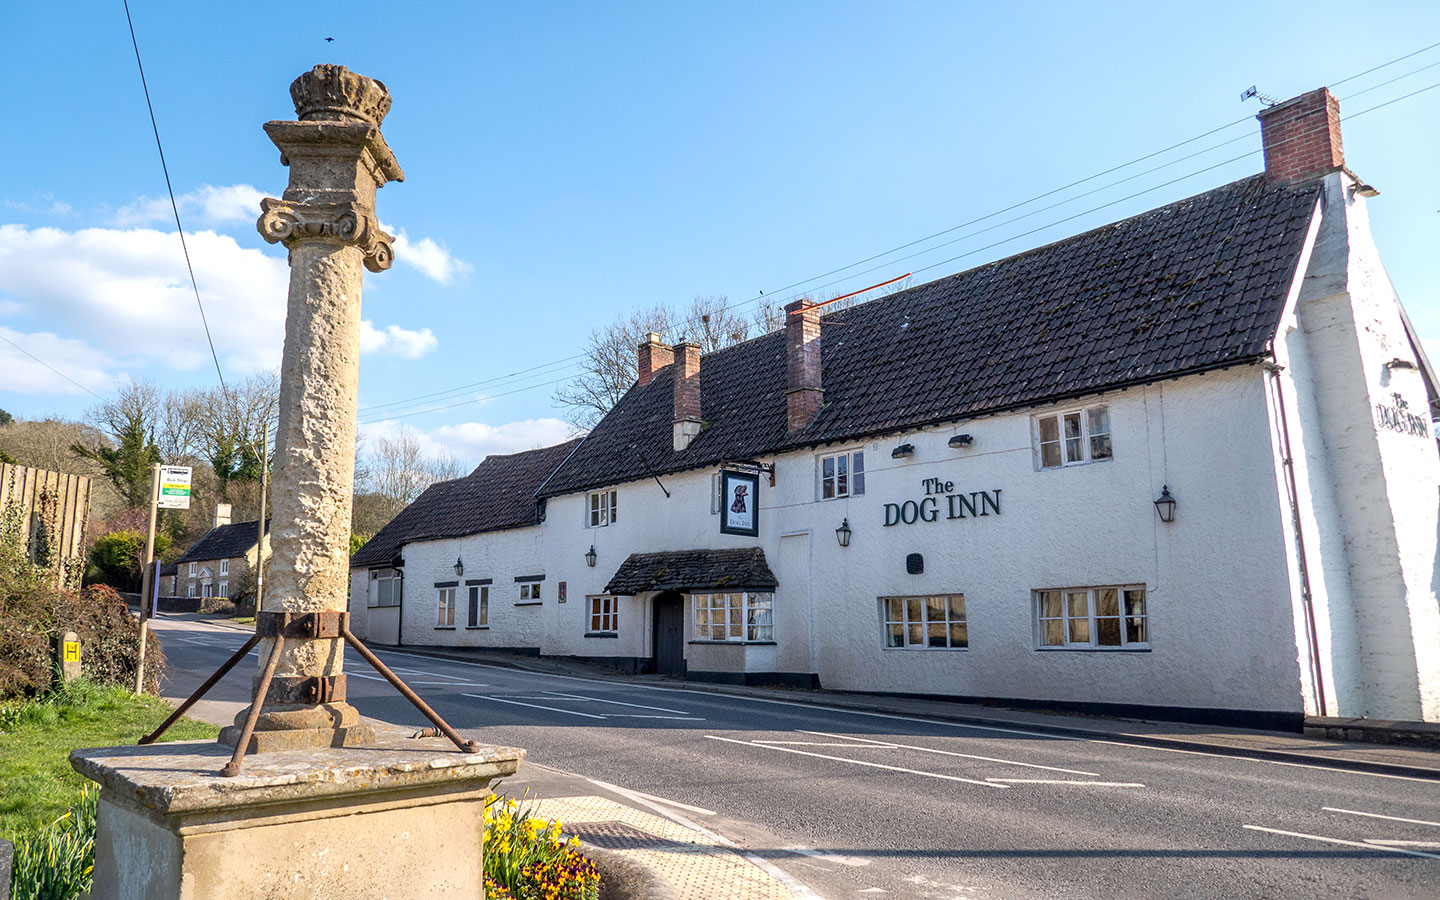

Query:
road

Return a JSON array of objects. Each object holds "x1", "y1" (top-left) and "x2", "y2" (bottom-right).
[{"x1": 155, "y1": 616, "x2": 1440, "y2": 899}]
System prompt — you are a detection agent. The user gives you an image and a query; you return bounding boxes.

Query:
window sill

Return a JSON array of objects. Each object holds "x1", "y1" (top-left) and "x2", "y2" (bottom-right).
[
  {"x1": 584, "y1": 632, "x2": 619, "y2": 639},
  {"x1": 435, "y1": 626, "x2": 456, "y2": 631},
  {"x1": 687, "y1": 640, "x2": 777, "y2": 646},
  {"x1": 466, "y1": 625, "x2": 489, "y2": 630},
  {"x1": 514, "y1": 601, "x2": 544, "y2": 607},
  {"x1": 367, "y1": 604, "x2": 400, "y2": 610},
  {"x1": 1035, "y1": 645, "x2": 1150, "y2": 652}
]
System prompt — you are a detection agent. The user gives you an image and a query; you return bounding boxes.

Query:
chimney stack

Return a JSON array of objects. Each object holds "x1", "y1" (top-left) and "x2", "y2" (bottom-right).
[
  {"x1": 1258, "y1": 88, "x2": 1343, "y2": 184},
  {"x1": 672, "y1": 341, "x2": 702, "y2": 452},
  {"x1": 214, "y1": 502, "x2": 232, "y2": 528},
  {"x1": 785, "y1": 299, "x2": 823, "y2": 431},
  {"x1": 637, "y1": 332, "x2": 674, "y2": 386}
]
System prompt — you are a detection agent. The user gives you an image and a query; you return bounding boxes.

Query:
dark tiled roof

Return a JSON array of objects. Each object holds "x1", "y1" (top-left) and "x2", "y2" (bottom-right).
[
  {"x1": 540, "y1": 174, "x2": 1321, "y2": 497},
  {"x1": 604, "y1": 548, "x2": 779, "y2": 595},
  {"x1": 350, "y1": 439, "x2": 582, "y2": 569},
  {"x1": 176, "y1": 520, "x2": 269, "y2": 564}
]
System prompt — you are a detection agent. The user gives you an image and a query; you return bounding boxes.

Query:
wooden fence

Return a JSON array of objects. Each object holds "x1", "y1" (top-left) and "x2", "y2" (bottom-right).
[{"x1": 0, "y1": 461, "x2": 92, "y2": 586}]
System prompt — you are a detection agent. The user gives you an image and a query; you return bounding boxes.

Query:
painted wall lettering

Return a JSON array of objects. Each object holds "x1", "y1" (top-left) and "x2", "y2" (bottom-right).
[
  {"x1": 1375, "y1": 393, "x2": 1432, "y2": 438},
  {"x1": 884, "y1": 480, "x2": 1001, "y2": 527}
]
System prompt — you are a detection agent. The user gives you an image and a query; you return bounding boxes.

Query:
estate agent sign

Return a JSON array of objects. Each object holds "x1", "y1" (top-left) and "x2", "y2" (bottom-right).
[{"x1": 884, "y1": 477, "x2": 1001, "y2": 526}]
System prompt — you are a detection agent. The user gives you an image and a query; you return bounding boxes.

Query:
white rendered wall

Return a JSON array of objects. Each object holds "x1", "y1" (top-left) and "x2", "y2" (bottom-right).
[
  {"x1": 1276, "y1": 172, "x2": 1440, "y2": 721},
  {"x1": 541, "y1": 366, "x2": 1306, "y2": 715},
  {"x1": 397, "y1": 526, "x2": 546, "y2": 650}
]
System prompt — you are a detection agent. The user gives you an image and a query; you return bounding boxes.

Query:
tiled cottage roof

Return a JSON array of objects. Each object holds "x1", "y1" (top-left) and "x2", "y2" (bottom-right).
[
  {"x1": 350, "y1": 438, "x2": 582, "y2": 570},
  {"x1": 539, "y1": 174, "x2": 1321, "y2": 498},
  {"x1": 604, "y1": 548, "x2": 779, "y2": 595},
  {"x1": 176, "y1": 520, "x2": 269, "y2": 564}
]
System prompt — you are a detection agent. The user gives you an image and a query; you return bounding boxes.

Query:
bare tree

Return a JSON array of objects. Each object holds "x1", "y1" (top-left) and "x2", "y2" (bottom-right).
[{"x1": 683, "y1": 294, "x2": 749, "y2": 353}]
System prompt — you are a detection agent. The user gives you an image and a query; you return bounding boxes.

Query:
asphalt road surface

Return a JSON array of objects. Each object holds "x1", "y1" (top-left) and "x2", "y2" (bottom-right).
[{"x1": 155, "y1": 616, "x2": 1440, "y2": 899}]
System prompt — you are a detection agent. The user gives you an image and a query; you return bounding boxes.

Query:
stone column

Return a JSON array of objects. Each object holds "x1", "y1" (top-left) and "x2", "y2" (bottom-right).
[{"x1": 220, "y1": 65, "x2": 404, "y2": 751}]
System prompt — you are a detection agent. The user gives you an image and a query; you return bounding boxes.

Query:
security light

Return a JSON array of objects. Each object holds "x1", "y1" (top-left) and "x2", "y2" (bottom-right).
[{"x1": 891, "y1": 443, "x2": 915, "y2": 459}]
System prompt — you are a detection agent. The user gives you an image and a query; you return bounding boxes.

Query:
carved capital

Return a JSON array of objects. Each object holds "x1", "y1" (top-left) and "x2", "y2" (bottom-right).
[
  {"x1": 257, "y1": 197, "x2": 395, "y2": 272},
  {"x1": 290, "y1": 64, "x2": 392, "y2": 126}
]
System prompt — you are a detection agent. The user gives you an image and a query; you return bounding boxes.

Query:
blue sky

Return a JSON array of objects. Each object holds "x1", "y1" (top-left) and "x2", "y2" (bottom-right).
[{"x1": 3, "y1": 2, "x2": 1438, "y2": 465}]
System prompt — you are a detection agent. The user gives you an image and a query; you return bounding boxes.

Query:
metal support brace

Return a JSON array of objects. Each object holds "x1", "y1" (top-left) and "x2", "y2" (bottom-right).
[
  {"x1": 342, "y1": 628, "x2": 480, "y2": 754},
  {"x1": 220, "y1": 634, "x2": 286, "y2": 777},
  {"x1": 138, "y1": 633, "x2": 261, "y2": 745}
]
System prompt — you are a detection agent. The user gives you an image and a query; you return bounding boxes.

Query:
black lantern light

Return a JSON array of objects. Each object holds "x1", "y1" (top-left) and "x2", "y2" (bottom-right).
[
  {"x1": 453, "y1": 557, "x2": 464, "y2": 577},
  {"x1": 1154, "y1": 485, "x2": 1177, "y2": 523},
  {"x1": 835, "y1": 518, "x2": 852, "y2": 548},
  {"x1": 585, "y1": 544, "x2": 597, "y2": 567},
  {"x1": 891, "y1": 443, "x2": 915, "y2": 459}
]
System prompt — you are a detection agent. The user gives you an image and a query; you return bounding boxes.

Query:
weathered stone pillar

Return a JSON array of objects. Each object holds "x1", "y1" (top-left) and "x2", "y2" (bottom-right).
[{"x1": 219, "y1": 65, "x2": 403, "y2": 751}]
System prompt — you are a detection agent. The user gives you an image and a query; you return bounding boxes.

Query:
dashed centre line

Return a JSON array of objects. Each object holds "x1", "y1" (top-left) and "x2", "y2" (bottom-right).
[
  {"x1": 705, "y1": 734, "x2": 1009, "y2": 788},
  {"x1": 799, "y1": 729, "x2": 1102, "y2": 776}
]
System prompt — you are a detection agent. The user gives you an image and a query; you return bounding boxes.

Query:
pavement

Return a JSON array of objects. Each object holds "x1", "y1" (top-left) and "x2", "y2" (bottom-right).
[{"x1": 153, "y1": 614, "x2": 1440, "y2": 899}]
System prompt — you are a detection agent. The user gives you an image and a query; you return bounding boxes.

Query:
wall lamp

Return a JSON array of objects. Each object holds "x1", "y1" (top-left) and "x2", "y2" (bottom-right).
[
  {"x1": 891, "y1": 443, "x2": 915, "y2": 459},
  {"x1": 1154, "y1": 486, "x2": 1177, "y2": 524},
  {"x1": 453, "y1": 557, "x2": 464, "y2": 577},
  {"x1": 1386, "y1": 358, "x2": 1417, "y2": 370},
  {"x1": 835, "y1": 518, "x2": 852, "y2": 548},
  {"x1": 948, "y1": 434, "x2": 974, "y2": 448},
  {"x1": 585, "y1": 544, "x2": 597, "y2": 567}
]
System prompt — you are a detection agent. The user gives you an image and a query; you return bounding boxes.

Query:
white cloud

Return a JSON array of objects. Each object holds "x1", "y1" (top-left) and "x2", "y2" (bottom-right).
[
  {"x1": 4, "y1": 195, "x2": 74, "y2": 217},
  {"x1": 359, "y1": 320, "x2": 439, "y2": 358},
  {"x1": 360, "y1": 417, "x2": 576, "y2": 467},
  {"x1": 0, "y1": 299, "x2": 22, "y2": 316},
  {"x1": 112, "y1": 184, "x2": 268, "y2": 228},
  {"x1": 382, "y1": 222, "x2": 472, "y2": 285},
  {"x1": 0, "y1": 326, "x2": 118, "y2": 396}
]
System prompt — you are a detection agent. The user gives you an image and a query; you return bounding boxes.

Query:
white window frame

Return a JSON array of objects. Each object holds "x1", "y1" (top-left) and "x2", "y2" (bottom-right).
[
  {"x1": 188, "y1": 562, "x2": 197, "y2": 577},
  {"x1": 1035, "y1": 585, "x2": 1148, "y2": 649},
  {"x1": 436, "y1": 586, "x2": 456, "y2": 627},
  {"x1": 202, "y1": 582, "x2": 214, "y2": 598},
  {"x1": 219, "y1": 559, "x2": 229, "y2": 576},
  {"x1": 374, "y1": 571, "x2": 400, "y2": 608},
  {"x1": 880, "y1": 595, "x2": 968, "y2": 649},
  {"x1": 468, "y1": 585, "x2": 489, "y2": 627},
  {"x1": 519, "y1": 582, "x2": 542, "y2": 602},
  {"x1": 187, "y1": 582, "x2": 196, "y2": 598},
  {"x1": 587, "y1": 490, "x2": 617, "y2": 528},
  {"x1": 1034, "y1": 404, "x2": 1113, "y2": 469},
  {"x1": 217, "y1": 581, "x2": 228, "y2": 598},
  {"x1": 588, "y1": 595, "x2": 618, "y2": 633},
  {"x1": 818, "y1": 449, "x2": 865, "y2": 500},
  {"x1": 692, "y1": 592, "x2": 773, "y2": 642}
]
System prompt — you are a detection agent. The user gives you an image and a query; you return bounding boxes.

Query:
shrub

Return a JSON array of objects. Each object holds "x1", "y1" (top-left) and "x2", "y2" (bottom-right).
[
  {"x1": 8, "y1": 784, "x2": 96, "y2": 900},
  {"x1": 484, "y1": 794, "x2": 599, "y2": 900}
]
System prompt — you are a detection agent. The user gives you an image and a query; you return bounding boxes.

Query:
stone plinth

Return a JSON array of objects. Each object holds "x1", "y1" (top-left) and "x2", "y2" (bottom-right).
[{"x1": 71, "y1": 732, "x2": 523, "y2": 899}]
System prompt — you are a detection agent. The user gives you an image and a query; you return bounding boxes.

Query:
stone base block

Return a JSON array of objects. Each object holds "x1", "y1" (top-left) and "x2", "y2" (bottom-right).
[
  {"x1": 71, "y1": 735, "x2": 524, "y2": 900},
  {"x1": 217, "y1": 721, "x2": 377, "y2": 753}
]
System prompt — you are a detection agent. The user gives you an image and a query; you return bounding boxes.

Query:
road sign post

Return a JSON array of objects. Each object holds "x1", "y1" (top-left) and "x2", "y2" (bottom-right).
[{"x1": 136, "y1": 465, "x2": 191, "y2": 694}]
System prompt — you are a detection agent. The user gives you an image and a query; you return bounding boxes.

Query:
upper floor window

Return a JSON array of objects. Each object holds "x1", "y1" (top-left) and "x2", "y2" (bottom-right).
[
  {"x1": 820, "y1": 450, "x2": 865, "y2": 500},
  {"x1": 589, "y1": 595, "x2": 618, "y2": 633},
  {"x1": 436, "y1": 586, "x2": 456, "y2": 627},
  {"x1": 1035, "y1": 585, "x2": 1147, "y2": 649},
  {"x1": 188, "y1": 562, "x2": 197, "y2": 577},
  {"x1": 1035, "y1": 405, "x2": 1112, "y2": 469},
  {"x1": 588, "y1": 490, "x2": 617, "y2": 527},
  {"x1": 519, "y1": 582, "x2": 542, "y2": 602},
  {"x1": 220, "y1": 559, "x2": 229, "y2": 576}
]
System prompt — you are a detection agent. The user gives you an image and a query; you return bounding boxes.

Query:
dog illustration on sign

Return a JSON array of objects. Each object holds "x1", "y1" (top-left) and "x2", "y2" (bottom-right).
[{"x1": 730, "y1": 483, "x2": 748, "y2": 514}]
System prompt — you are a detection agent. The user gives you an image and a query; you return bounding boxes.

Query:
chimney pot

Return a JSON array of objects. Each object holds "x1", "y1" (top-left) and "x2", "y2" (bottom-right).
[
  {"x1": 785, "y1": 299, "x2": 823, "y2": 431},
  {"x1": 1257, "y1": 88, "x2": 1344, "y2": 183},
  {"x1": 638, "y1": 332, "x2": 674, "y2": 386},
  {"x1": 672, "y1": 341, "x2": 702, "y2": 451},
  {"x1": 214, "y1": 503, "x2": 232, "y2": 528}
]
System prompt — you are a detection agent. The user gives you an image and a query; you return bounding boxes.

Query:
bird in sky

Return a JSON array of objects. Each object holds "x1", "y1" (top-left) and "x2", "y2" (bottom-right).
[{"x1": 325, "y1": 37, "x2": 334, "y2": 42}]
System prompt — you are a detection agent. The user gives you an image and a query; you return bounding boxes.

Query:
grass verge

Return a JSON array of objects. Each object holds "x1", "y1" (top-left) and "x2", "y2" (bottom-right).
[{"x1": 0, "y1": 680, "x2": 219, "y2": 841}]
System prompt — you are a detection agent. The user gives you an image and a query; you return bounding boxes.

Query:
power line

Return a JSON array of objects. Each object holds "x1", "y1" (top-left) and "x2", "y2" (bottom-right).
[
  {"x1": 0, "y1": 331, "x2": 106, "y2": 401},
  {"x1": 122, "y1": 0, "x2": 226, "y2": 391}
]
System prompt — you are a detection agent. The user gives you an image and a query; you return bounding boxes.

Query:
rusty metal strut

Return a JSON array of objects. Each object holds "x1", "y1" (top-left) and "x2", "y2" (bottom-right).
[
  {"x1": 139, "y1": 632, "x2": 260, "y2": 745},
  {"x1": 342, "y1": 628, "x2": 480, "y2": 754},
  {"x1": 220, "y1": 633, "x2": 286, "y2": 777}
]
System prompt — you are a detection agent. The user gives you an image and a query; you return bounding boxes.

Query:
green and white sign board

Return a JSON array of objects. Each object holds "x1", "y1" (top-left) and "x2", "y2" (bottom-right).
[{"x1": 157, "y1": 466, "x2": 192, "y2": 510}]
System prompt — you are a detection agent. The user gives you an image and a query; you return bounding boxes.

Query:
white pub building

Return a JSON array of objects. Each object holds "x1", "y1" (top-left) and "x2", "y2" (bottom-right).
[{"x1": 350, "y1": 88, "x2": 1440, "y2": 729}]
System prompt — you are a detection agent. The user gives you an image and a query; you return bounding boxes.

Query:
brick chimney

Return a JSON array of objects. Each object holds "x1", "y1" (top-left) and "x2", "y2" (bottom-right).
[
  {"x1": 214, "y1": 502, "x2": 232, "y2": 528},
  {"x1": 785, "y1": 299, "x2": 823, "y2": 431},
  {"x1": 637, "y1": 332, "x2": 673, "y2": 386},
  {"x1": 1258, "y1": 88, "x2": 1343, "y2": 184},
  {"x1": 672, "y1": 341, "x2": 702, "y2": 451}
]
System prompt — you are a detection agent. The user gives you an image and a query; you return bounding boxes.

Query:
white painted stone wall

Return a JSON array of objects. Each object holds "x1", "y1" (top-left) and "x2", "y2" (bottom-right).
[
  {"x1": 540, "y1": 366, "x2": 1306, "y2": 715},
  {"x1": 395, "y1": 527, "x2": 547, "y2": 650}
]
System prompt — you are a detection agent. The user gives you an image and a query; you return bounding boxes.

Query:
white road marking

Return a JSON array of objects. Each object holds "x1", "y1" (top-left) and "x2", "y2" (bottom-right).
[
  {"x1": 1323, "y1": 807, "x2": 1440, "y2": 828},
  {"x1": 543, "y1": 691, "x2": 691, "y2": 714},
  {"x1": 386, "y1": 666, "x2": 468, "y2": 682},
  {"x1": 406, "y1": 681, "x2": 490, "y2": 687},
  {"x1": 583, "y1": 777, "x2": 718, "y2": 816},
  {"x1": 347, "y1": 671, "x2": 389, "y2": 681},
  {"x1": 754, "y1": 741, "x2": 879, "y2": 747},
  {"x1": 463, "y1": 694, "x2": 606, "y2": 719},
  {"x1": 1366, "y1": 839, "x2": 1440, "y2": 849},
  {"x1": 801, "y1": 729, "x2": 1102, "y2": 776},
  {"x1": 706, "y1": 735, "x2": 1008, "y2": 788},
  {"x1": 1243, "y1": 824, "x2": 1440, "y2": 859},
  {"x1": 986, "y1": 779, "x2": 1145, "y2": 787},
  {"x1": 786, "y1": 847, "x2": 871, "y2": 867},
  {"x1": 603, "y1": 715, "x2": 706, "y2": 720}
]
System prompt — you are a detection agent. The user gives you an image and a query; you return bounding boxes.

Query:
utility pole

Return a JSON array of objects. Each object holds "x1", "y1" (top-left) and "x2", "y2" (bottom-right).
[
  {"x1": 134, "y1": 463, "x2": 161, "y2": 694},
  {"x1": 255, "y1": 427, "x2": 268, "y2": 609}
]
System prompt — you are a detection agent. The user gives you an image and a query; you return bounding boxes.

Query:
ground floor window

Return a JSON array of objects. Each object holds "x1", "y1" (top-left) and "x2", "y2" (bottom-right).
[
  {"x1": 468, "y1": 585, "x2": 489, "y2": 627},
  {"x1": 375, "y1": 570, "x2": 400, "y2": 607},
  {"x1": 187, "y1": 583, "x2": 195, "y2": 598},
  {"x1": 217, "y1": 581, "x2": 228, "y2": 598},
  {"x1": 693, "y1": 592, "x2": 773, "y2": 642},
  {"x1": 589, "y1": 595, "x2": 618, "y2": 633},
  {"x1": 437, "y1": 586, "x2": 456, "y2": 627},
  {"x1": 881, "y1": 595, "x2": 967, "y2": 649},
  {"x1": 1035, "y1": 585, "x2": 1147, "y2": 648}
]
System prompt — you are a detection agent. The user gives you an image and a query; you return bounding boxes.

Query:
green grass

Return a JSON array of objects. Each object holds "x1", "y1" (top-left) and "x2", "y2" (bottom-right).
[
  {"x1": 229, "y1": 615, "x2": 256, "y2": 627},
  {"x1": 0, "y1": 681, "x2": 219, "y2": 842}
]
